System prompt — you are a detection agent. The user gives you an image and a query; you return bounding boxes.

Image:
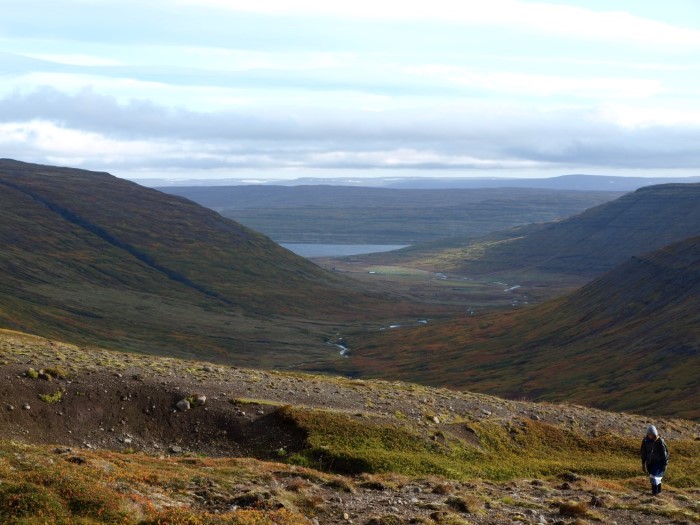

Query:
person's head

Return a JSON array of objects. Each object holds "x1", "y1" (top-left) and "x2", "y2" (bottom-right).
[{"x1": 646, "y1": 424, "x2": 659, "y2": 439}]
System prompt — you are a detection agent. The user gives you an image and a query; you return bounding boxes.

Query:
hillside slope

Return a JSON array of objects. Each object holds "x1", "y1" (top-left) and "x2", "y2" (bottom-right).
[
  {"x1": 0, "y1": 159, "x2": 393, "y2": 362},
  {"x1": 371, "y1": 183, "x2": 700, "y2": 282},
  {"x1": 345, "y1": 236, "x2": 700, "y2": 420},
  {"x1": 1, "y1": 328, "x2": 699, "y2": 524},
  {"x1": 161, "y1": 185, "x2": 622, "y2": 244}
]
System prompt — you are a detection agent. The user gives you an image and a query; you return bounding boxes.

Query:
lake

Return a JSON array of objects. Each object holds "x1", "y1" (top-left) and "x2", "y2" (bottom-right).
[{"x1": 280, "y1": 243, "x2": 410, "y2": 258}]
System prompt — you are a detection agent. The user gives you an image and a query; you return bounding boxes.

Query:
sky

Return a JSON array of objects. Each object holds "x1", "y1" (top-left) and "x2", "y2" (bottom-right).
[{"x1": 2, "y1": 0, "x2": 700, "y2": 181}]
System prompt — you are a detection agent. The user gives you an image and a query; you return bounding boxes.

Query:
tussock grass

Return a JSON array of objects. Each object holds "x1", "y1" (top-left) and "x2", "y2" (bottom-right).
[
  {"x1": 0, "y1": 440, "x2": 314, "y2": 524},
  {"x1": 278, "y1": 406, "x2": 700, "y2": 485}
]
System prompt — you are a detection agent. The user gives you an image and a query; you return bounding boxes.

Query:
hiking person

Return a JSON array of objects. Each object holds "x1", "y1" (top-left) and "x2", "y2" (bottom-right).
[{"x1": 641, "y1": 424, "x2": 669, "y2": 496}]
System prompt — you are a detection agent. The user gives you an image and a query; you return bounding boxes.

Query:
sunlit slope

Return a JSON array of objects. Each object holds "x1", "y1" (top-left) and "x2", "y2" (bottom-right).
[
  {"x1": 0, "y1": 159, "x2": 383, "y2": 361},
  {"x1": 1, "y1": 328, "x2": 699, "y2": 523},
  {"x1": 375, "y1": 183, "x2": 700, "y2": 281},
  {"x1": 347, "y1": 236, "x2": 700, "y2": 419}
]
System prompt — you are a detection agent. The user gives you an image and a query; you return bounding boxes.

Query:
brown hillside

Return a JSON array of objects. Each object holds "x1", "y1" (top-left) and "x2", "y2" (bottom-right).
[
  {"x1": 344, "y1": 236, "x2": 700, "y2": 420},
  {"x1": 0, "y1": 159, "x2": 401, "y2": 363},
  {"x1": 1, "y1": 328, "x2": 699, "y2": 524}
]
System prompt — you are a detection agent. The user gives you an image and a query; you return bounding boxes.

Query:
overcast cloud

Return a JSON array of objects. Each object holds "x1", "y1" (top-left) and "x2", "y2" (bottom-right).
[{"x1": 2, "y1": 0, "x2": 700, "y2": 179}]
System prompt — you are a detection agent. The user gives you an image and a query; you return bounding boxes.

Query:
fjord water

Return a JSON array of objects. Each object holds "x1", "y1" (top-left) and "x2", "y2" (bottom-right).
[{"x1": 280, "y1": 243, "x2": 410, "y2": 257}]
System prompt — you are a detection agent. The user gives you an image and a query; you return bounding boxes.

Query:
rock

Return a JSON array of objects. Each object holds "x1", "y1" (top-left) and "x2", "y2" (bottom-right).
[
  {"x1": 590, "y1": 495, "x2": 606, "y2": 508},
  {"x1": 343, "y1": 512, "x2": 350, "y2": 520},
  {"x1": 192, "y1": 394, "x2": 207, "y2": 407},
  {"x1": 22, "y1": 403, "x2": 30, "y2": 410},
  {"x1": 561, "y1": 472, "x2": 580, "y2": 482},
  {"x1": 169, "y1": 445, "x2": 182, "y2": 453},
  {"x1": 176, "y1": 399, "x2": 191, "y2": 411},
  {"x1": 6, "y1": 404, "x2": 14, "y2": 411},
  {"x1": 432, "y1": 416, "x2": 440, "y2": 424}
]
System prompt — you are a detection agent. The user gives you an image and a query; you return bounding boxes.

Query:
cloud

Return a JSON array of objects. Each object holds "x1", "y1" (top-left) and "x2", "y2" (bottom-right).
[
  {"x1": 2, "y1": 86, "x2": 700, "y2": 173},
  {"x1": 177, "y1": 0, "x2": 700, "y2": 49}
]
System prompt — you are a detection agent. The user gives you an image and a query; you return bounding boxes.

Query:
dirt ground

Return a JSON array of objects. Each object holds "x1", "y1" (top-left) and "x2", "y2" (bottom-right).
[{"x1": 2, "y1": 333, "x2": 699, "y2": 524}]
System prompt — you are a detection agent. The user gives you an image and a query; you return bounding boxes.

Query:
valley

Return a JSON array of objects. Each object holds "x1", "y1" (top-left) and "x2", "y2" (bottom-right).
[{"x1": 1, "y1": 160, "x2": 699, "y2": 524}]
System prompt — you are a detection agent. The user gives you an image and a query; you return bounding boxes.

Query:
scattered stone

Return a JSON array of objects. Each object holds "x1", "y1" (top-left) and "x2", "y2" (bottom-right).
[
  {"x1": 192, "y1": 394, "x2": 207, "y2": 407},
  {"x1": 176, "y1": 398, "x2": 191, "y2": 411},
  {"x1": 561, "y1": 472, "x2": 580, "y2": 482},
  {"x1": 6, "y1": 404, "x2": 14, "y2": 411},
  {"x1": 432, "y1": 416, "x2": 440, "y2": 424},
  {"x1": 590, "y1": 495, "x2": 606, "y2": 508},
  {"x1": 169, "y1": 445, "x2": 182, "y2": 454},
  {"x1": 22, "y1": 403, "x2": 30, "y2": 410}
]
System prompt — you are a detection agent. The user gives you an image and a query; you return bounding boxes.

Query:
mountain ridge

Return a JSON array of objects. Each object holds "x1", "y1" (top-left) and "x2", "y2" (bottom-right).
[
  {"x1": 0, "y1": 159, "x2": 403, "y2": 363},
  {"x1": 160, "y1": 184, "x2": 624, "y2": 244},
  {"x1": 367, "y1": 182, "x2": 700, "y2": 281}
]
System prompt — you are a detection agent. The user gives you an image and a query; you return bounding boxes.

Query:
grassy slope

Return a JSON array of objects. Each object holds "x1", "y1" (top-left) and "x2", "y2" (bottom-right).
[
  {"x1": 1, "y1": 328, "x2": 699, "y2": 524},
  {"x1": 0, "y1": 159, "x2": 402, "y2": 363},
  {"x1": 365, "y1": 183, "x2": 700, "y2": 281},
  {"x1": 161, "y1": 185, "x2": 623, "y2": 244},
  {"x1": 345, "y1": 236, "x2": 700, "y2": 420}
]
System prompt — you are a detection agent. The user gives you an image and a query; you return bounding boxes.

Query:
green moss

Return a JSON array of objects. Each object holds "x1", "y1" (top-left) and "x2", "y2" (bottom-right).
[
  {"x1": 43, "y1": 367, "x2": 69, "y2": 379},
  {"x1": 38, "y1": 391, "x2": 63, "y2": 404},
  {"x1": 277, "y1": 406, "x2": 700, "y2": 484}
]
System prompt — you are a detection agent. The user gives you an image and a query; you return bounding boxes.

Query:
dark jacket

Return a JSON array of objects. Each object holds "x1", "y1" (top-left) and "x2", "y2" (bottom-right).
[{"x1": 641, "y1": 436, "x2": 669, "y2": 473}]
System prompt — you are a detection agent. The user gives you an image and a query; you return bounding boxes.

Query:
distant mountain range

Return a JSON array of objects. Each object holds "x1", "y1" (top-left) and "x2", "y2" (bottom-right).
[
  {"x1": 375, "y1": 182, "x2": 700, "y2": 281},
  {"x1": 144, "y1": 173, "x2": 700, "y2": 191},
  {"x1": 160, "y1": 185, "x2": 624, "y2": 244},
  {"x1": 0, "y1": 159, "x2": 393, "y2": 364},
  {"x1": 345, "y1": 235, "x2": 700, "y2": 419}
]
